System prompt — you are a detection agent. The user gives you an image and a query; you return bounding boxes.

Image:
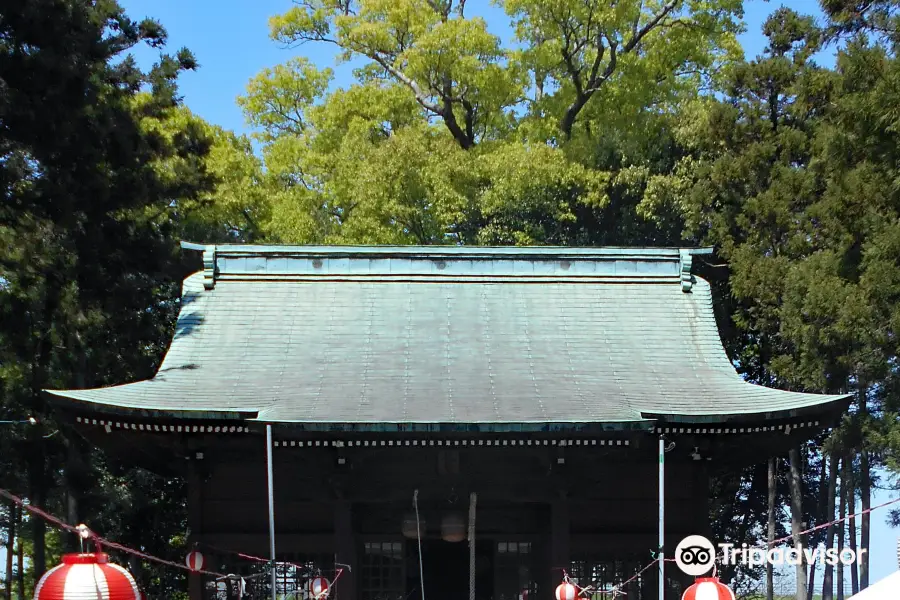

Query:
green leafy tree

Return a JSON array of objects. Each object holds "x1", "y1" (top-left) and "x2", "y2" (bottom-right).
[
  {"x1": 0, "y1": 0, "x2": 213, "y2": 587},
  {"x1": 241, "y1": 0, "x2": 740, "y2": 246},
  {"x1": 643, "y1": 4, "x2": 900, "y2": 591}
]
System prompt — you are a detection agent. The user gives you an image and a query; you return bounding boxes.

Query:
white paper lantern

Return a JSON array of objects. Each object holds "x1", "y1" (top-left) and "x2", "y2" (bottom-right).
[
  {"x1": 309, "y1": 577, "x2": 330, "y2": 599},
  {"x1": 440, "y1": 512, "x2": 466, "y2": 543},
  {"x1": 401, "y1": 513, "x2": 425, "y2": 539},
  {"x1": 555, "y1": 582, "x2": 576, "y2": 600},
  {"x1": 185, "y1": 550, "x2": 205, "y2": 572},
  {"x1": 34, "y1": 553, "x2": 140, "y2": 600},
  {"x1": 681, "y1": 577, "x2": 735, "y2": 600}
]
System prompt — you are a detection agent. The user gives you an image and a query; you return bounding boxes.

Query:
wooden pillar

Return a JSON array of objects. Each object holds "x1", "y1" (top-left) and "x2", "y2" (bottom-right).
[
  {"x1": 536, "y1": 533, "x2": 552, "y2": 600},
  {"x1": 334, "y1": 500, "x2": 357, "y2": 600},
  {"x1": 187, "y1": 459, "x2": 203, "y2": 600},
  {"x1": 693, "y1": 463, "x2": 712, "y2": 539},
  {"x1": 550, "y1": 498, "x2": 570, "y2": 578}
]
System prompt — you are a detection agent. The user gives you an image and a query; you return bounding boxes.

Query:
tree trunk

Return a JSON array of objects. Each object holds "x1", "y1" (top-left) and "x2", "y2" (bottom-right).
[
  {"x1": 560, "y1": 93, "x2": 591, "y2": 140},
  {"x1": 127, "y1": 555, "x2": 143, "y2": 593},
  {"x1": 15, "y1": 536, "x2": 23, "y2": 600},
  {"x1": 788, "y1": 447, "x2": 808, "y2": 600},
  {"x1": 844, "y1": 453, "x2": 858, "y2": 595},
  {"x1": 26, "y1": 282, "x2": 62, "y2": 584},
  {"x1": 807, "y1": 453, "x2": 829, "y2": 600},
  {"x1": 27, "y1": 439, "x2": 47, "y2": 583},
  {"x1": 62, "y1": 329, "x2": 89, "y2": 553},
  {"x1": 62, "y1": 434, "x2": 87, "y2": 554},
  {"x1": 822, "y1": 452, "x2": 840, "y2": 600},
  {"x1": 859, "y1": 452, "x2": 870, "y2": 589},
  {"x1": 4, "y1": 503, "x2": 15, "y2": 600},
  {"x1": 837, "y1": 468, "x2": 845, "y2": 600},
  {"x1": 767, "y1": 457, "x2": 776, "y2": 600},
  {"x1": 857, "y1": 388, "x2": 870, "y2": 590}
]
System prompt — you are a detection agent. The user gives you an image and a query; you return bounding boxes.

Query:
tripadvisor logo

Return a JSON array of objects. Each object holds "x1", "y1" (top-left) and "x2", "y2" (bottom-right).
[{"x1": 674, "y1": 535, "x2": 866, "y2": 576}]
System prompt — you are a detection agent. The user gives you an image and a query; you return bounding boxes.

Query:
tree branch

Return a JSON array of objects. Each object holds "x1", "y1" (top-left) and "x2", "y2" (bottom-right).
[
  {"x1": 560, "y1": 36, "x2": 585, "y2": 96},
  {"x1": 585, "y1": 41, "x2": 616, "y2": 93},
  {"x1": 369, "y1": 55, "x2": 442, "y2": 114},
  {"x1": 440, "y1": 75, "x2": 474, "y2": 149},
  {"x1": 558, "y1": 0, "x2": 680, "y2": 138},
  {"x1": 624, "y1": 0, "x2": 680, "y2": 53}
]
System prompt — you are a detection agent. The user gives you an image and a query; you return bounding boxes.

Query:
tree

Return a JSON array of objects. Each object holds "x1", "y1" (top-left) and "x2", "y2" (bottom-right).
[
  {"x1": 242, "y1": 0, "x2": 741, "y2": 246},
  {"x1": 505, "y1": 0, "x2": 743, "y2": 141},
  {"x1": 0, "y1": 0, "x2": 213, "y2": 585},
  {"x1": 643, "y1": 3, "x2": 900, "y2": 593},
  {"x1": 269, "y1": 0, "x2": 519, "y2": 150},
  {"x1": 264, "y1": 0, "x2": 743, "y2": 150},
  {"x1": 139, "y1": 99, "x2": 271, "y2": 243}
]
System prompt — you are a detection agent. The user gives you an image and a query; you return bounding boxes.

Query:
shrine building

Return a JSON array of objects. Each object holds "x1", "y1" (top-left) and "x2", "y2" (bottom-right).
[{"x1": 46, "y1": 244, "x2": 850, "y2": 600}]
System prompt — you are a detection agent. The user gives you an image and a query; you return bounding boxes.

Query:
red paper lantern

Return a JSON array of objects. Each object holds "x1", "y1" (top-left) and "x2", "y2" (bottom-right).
[
  {"x1": 310, "y1": 577, "x2": 330, "y2": 599},
  {"x1": 34, "y1": 553, "x2": 140, "y2": 600},
  {"x1": 185, "y1": 550, "x2": 205, "y2": 572},
  {"x1": 681, "y1": 577, "x2": 735, "y2": 600},
  {"x1": 555, "y1": 582, "x2": 576, "y2": 600}
]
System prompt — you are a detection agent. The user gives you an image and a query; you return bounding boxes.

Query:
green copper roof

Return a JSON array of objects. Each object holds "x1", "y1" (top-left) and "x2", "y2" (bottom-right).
[{"x1": 45, "y1": 244, "x2": 850, "y2": 427}]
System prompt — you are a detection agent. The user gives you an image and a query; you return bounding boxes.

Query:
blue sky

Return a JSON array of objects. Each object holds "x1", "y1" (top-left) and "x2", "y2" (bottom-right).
[{"x1": 1, "y1": 0, "x2": 897, "y2": 590}]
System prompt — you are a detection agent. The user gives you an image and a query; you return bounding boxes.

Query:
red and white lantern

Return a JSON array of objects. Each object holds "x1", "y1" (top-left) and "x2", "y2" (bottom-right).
[
  {"x1": 309, "y1": 577, "x2": 330, "y2": 599},
  {"x1": 34, "y1": 553, "x2": 140, "y2": 600},
  {"x1": 681, "y1": 577, "x2": 735, "y2": 600},
  {"x1": 555, "y1": 582, "x2": 577, "y2": 600},
  {"x1": 185, "y1": 550, "x2": 205, "y2": 572}
]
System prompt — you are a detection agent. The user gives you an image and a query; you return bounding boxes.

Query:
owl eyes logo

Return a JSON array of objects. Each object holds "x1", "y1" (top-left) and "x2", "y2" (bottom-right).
[
  {"x1": 674, "y1": 534, "x2": 864, "y2": 574},
  {"x1": 674, "y1": 535, "x2": 716, "y2": 576},
  {"x1": 680, "y1": 546, "x2": 711, "y2": 565}
]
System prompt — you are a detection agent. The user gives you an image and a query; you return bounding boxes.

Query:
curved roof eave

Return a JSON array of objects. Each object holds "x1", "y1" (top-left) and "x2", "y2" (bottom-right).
[{"x1": 44, "y1": 244, "x2": 852, "y2": 428}]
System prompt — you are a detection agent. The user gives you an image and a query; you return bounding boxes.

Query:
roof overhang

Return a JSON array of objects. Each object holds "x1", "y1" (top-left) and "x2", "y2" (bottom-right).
[{"x1": 45, "y1": 244, "x2": 850, "y2": 429}]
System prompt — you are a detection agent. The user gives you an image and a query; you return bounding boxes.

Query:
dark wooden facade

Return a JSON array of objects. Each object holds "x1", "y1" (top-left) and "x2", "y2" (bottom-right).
[{"x1": 68, "y1": 417, "x2": 839, "y2": 600}]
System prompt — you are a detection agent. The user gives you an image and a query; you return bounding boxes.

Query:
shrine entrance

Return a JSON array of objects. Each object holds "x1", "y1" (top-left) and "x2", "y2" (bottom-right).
[
  {"x1": 420, "y1": 540, "x2": 467, "y2": 600},
  {"x1": 415, "y1": 540, "x2": 494, "y2": 600}
]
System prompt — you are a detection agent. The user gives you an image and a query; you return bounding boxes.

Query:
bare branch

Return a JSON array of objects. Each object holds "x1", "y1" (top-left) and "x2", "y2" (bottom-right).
[
  {"x1": 586, "y1": 35, "x2": 607, "y2": 88},
  {"x1": 585, "y1": 40, "x2": 616, "y2": 93},
  {"x1": 369, "y1": 55, "x2": 442, "y2": 114},
  {"x1": 560, "y1": 35, "x2": 585, "y2": 96},
  {"x1": 624, "y1": 0, "x2": 680, "y2": 53}
]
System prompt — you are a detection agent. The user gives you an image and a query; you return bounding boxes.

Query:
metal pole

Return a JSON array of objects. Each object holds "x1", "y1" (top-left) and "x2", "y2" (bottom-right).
[
  {"x1": 659, "y1": 437, "x2": 665, "y2": 600},
  {"x1": 267, "y1": 424, "x2": 277, "y2": 600}
]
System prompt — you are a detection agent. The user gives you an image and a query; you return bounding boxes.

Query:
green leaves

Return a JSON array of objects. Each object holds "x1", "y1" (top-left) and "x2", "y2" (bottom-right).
[
  {"x1": 239, "y1": 58, "x2": 333, "y2": 141},
  {"x1": 1, "y1": 0, "x2": 218, "y2": 587},
  {"x1": 270, "y1": 0, "x2": 519, "y2": 149},
  {"x1": 637, "y1": 5, "x2": 900, "y2": 494},
  {"x1": 505, "y1": 0, "x2": 743, "y2": 139},
  {"x1": 241, "y1": 0, "x2": 743, "y2": 246}
]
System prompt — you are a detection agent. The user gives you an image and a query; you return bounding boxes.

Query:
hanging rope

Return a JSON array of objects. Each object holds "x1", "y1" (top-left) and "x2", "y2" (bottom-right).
[
  {"x1": 0, "y1": 487, "x2": 228, "y2": 579},
  {"x1": 468, "y1": 492, "x2": 476, "y2": 600},
  {"x1": 414, "y1": 489, "x2": 425, "y2": 600}
]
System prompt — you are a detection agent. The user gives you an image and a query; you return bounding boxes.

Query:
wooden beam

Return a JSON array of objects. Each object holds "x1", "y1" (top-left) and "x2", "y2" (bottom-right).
[
  {"x1": 334, "y1": 501, "x2": 356, "y2": 600},
  {"x1": 550, "y1": 499, "x2": 570, "y2": 574}
]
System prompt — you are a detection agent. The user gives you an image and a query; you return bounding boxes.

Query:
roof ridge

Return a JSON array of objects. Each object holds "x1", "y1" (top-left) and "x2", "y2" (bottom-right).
[{"x1": 182, "y1": 243, "x2": 713, "y2": 292}]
